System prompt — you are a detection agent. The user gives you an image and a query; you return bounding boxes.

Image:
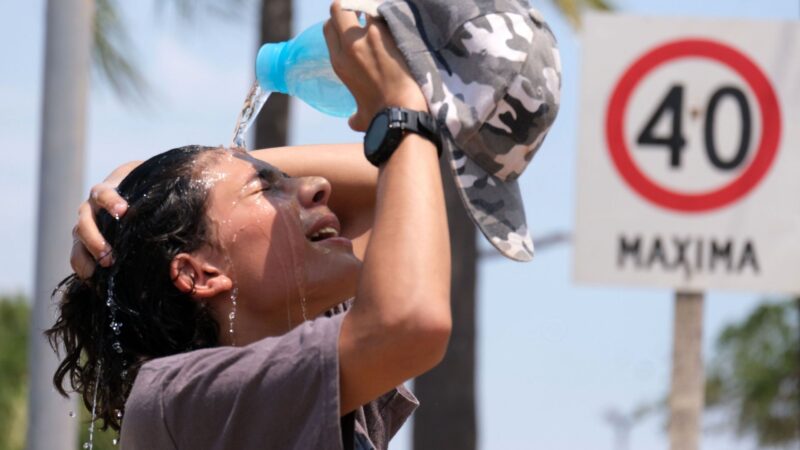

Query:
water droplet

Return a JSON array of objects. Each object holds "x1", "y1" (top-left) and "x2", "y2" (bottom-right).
[{"x1": 68, "y1": 410, "x2": 75, "y2": 417}]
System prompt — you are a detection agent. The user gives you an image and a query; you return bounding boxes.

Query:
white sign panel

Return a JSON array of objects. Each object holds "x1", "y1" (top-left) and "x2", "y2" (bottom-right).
[{"x1": 574, "y1": 13, "x2": 800, "y2": 293}]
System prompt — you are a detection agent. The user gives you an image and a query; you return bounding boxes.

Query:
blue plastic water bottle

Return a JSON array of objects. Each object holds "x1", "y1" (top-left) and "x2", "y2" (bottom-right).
[{"x1": 256, "y1": 21, "x2": 357, "y2": 118}]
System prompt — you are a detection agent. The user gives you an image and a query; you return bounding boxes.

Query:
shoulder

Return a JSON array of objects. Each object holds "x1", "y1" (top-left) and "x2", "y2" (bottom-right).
[
  {"x1": 123, "y1": 313, "x2": 347, "y2": 449},
  {"x1": 139, "y1": 312, "x2": 345, "y2": 389}
]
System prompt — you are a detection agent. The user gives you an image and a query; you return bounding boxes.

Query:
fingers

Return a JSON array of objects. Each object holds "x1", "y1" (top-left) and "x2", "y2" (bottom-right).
[
  {"x1": 322, "y1": 19, "x2": 341, "y2": 60},
  {"x1": 329, "y1": 0, "x2": 362, "y2": 41},
  {"x1": 70, "y1": 235, "x2": 97, "y2": 280},
  {"x1": 69, "y1": 162, "x2": 136, "y2": 280},
  {"x1": 76, "y1": 201, "x2": 114, "y2": 267},
  {"x1": 89, "y1": 182, "x2": 128, "y2": 218}
]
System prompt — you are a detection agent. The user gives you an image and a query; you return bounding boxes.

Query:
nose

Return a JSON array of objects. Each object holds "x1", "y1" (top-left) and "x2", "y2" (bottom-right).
[{"x1": 296, "y1": 176, "x2": 331, "y2": 208}]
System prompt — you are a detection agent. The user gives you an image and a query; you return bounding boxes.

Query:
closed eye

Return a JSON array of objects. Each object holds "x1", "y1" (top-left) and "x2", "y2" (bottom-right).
[{"x1": 245, "y1": 165, "x2": 288, "y2": 196}]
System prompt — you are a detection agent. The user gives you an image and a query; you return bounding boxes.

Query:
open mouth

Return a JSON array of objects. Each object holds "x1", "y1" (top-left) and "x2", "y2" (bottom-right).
[{"x1": 307, "y1": 226, "x2": 339, "y2": 242}]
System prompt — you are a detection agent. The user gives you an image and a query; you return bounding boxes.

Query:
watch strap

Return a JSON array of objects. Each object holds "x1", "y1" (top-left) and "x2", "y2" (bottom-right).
[
  {"x1": 364, "y1": 107, "x2": 443, "y2": 167},
  {"x1": 390, "y1": 108, "x2": 442, "y2": 157}
]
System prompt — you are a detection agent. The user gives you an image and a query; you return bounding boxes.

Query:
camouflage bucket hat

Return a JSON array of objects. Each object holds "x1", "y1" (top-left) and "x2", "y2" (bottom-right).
[{"x1": 344, "y1": 0, "x2": 561, "y2": 261}]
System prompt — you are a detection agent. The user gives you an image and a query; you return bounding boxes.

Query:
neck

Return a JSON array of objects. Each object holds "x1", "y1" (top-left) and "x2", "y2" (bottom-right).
[{"x1": 215, "y1": 297, "x2": 350, "y2": 346}]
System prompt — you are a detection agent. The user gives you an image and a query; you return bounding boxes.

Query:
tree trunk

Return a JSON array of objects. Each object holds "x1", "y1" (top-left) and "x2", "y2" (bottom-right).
[
  {"x1": 413, "y1": 159, "x2": 478, "y2": 450},
  {"x1": 254, "y1": 0, "x2": 292, "y2": 149},
  {"x1": 26, "y1": 0, "x2": 92, "y2": 448}
]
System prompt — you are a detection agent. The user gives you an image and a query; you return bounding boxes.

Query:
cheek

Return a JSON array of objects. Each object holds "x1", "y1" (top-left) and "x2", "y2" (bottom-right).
[
  {"x1": 220, "y1": 197, "x2": 276, "y2": 253},
  {"x1": 229, "y1": 197, "x2": 309, "y2": 304}
]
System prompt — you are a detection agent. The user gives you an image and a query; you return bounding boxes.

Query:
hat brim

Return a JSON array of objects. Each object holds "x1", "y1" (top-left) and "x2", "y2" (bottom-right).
[{"x1": 442, "y1": 135, "x2": 534, "y2": 262}]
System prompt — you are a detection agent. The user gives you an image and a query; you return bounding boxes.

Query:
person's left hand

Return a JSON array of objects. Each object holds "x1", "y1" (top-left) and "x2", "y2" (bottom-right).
[
  {"x1": 323, "y1": 1, "x2": 428, "y2": 132},
  {"x1": 71, "y1": 161, "x2": 140, "y2": 279}
]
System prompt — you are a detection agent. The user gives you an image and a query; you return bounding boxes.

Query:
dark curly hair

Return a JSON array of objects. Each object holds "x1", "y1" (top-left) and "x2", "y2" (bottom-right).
[{"x1": 46, "y1": 145, "x2": 226, "y2": 431}]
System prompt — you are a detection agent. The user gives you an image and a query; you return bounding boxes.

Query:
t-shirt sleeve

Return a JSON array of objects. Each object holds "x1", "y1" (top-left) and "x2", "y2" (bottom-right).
[{"x1": 122, "y1": 313, "x2": 345, "y2": 450}]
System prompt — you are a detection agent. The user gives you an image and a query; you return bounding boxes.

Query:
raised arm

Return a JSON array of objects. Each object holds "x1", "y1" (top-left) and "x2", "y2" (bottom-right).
[{"x1": 323, "y1": 2, "x2": 451, "y2": 415}]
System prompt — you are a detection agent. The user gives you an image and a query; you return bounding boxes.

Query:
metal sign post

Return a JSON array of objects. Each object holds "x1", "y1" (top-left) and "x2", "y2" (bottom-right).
[
  {"x1": 668, "y1": 291, "x2": 704, "y2": 450},
  {"x1": 27, "y1": 0, "x2": 92, "y2": 448}
]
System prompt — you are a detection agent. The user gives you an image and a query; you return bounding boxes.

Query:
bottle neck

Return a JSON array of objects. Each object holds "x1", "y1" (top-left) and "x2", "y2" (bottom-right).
[{"x1": 256, "y1": 41, "x2": 288, "y2": 94}]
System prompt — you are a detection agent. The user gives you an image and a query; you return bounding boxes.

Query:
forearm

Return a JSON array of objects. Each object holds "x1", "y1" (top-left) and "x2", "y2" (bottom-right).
[
  {"x1": 250, "y1": 143, "x2": 376, "y2": 221},
  {"x1": 349, "y1": 134, "x2": 451, "y2": 363}
]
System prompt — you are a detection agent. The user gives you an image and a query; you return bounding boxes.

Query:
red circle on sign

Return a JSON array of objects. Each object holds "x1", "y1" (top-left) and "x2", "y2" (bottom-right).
[{"x1": 605, "y1": 38, "x2": 781, "y2": 212}]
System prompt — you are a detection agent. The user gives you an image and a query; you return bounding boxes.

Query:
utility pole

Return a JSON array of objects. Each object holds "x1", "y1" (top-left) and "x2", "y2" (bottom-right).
[
  {"x1": 26, "y1": 0, "x2": 93, "y2": 448},
  {"x1": 668, "y1": 291, "x2": 704, "y2": 450}
]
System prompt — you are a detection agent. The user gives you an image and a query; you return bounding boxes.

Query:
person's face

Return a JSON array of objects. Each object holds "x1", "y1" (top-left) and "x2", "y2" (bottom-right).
[{"x1": 199, "y1": 150, "x2": 361, "y2": 325}]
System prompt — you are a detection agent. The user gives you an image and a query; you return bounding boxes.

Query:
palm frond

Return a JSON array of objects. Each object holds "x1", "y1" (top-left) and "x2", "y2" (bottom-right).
[
  {"x1": 92, "y1": 0, "x2": 149, "y2": 102},
  {"x1": 153, "y1": 0, "x2": 250, "y2": 23},
  {"x1": 550, "y1": 0, "x2": 614, "y2": 29},
  {"x1": 92, "y1": 0, "x2": 246, "y2": 103}
]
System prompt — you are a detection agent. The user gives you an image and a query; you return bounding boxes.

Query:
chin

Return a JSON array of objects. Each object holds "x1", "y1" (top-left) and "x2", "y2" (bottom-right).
[{"x1": 305, "y1": 251, "x2": 362, "y2": 307}]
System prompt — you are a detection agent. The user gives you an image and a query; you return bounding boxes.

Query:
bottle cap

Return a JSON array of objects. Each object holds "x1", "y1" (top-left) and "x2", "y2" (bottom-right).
[{"x1": 256, "y1": 41, "x2": 288, "y2": 93}]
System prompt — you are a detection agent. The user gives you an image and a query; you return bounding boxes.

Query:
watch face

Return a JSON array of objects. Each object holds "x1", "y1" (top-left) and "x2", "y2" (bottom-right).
[{"x1": 365, "y1": 113, "x2": 389, "y2": 154}]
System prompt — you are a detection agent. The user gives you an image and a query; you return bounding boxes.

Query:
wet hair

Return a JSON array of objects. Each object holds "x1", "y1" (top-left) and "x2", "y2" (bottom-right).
[{"x1": 46, "y1": 145, "x2": 225, "y2": 431}]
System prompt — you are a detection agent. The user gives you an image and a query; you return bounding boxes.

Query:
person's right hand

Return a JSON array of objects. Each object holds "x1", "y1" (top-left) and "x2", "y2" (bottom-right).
[
  {"x1": 71, "y1": 161, "x2": 140, "y2": 279},
  {"x1": 323, "y1": 1, "x2": 428, "y2": 132}
]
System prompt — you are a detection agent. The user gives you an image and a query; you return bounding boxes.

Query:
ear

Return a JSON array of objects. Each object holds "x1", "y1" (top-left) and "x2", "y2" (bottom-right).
[{"x1": 170, "y1": 253, "x2": 233, "y2": 300}]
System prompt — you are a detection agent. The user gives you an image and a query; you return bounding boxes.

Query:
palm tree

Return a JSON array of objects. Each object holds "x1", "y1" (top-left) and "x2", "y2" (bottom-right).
[{"x1": 705, "y1": 299, "x2": 800, "y2": 448}]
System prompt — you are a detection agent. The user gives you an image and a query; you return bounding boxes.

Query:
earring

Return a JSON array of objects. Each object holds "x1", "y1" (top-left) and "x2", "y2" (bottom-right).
[
  {"x1": 228, "y1": 287, "x2": 238, "y2": 346},
  {"x1": 189, "y1": 274, "x2": 196, "y2": 295}
]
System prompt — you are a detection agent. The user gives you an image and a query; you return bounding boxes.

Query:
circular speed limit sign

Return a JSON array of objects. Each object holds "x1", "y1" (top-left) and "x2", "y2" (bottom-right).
[{"x1": 605, "y1": 38, "x2": 782, "y2": 212}]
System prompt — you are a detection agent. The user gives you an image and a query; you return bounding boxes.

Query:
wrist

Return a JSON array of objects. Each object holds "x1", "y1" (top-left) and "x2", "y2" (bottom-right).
[
  {"x1": 382, "y1": 87, "x2": 428, "y2": 112},
  {"x1": 363, "y1": 107, "x2": 441, "y2": 167}
]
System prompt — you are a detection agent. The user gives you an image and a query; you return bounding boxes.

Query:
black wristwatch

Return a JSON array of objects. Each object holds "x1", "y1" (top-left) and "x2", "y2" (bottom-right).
[{"x1": 363, "y1": 107, "x2": 442, "y2": 167}]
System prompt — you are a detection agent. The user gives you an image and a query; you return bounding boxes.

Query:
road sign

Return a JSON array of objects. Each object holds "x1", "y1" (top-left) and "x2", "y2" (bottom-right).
[{"x1": 574, "y1": 13, "x2": 800, "y2": 293}]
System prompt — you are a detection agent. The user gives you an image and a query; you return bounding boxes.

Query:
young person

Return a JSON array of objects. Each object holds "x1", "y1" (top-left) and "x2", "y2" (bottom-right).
[{"x1": 51, "y1": 4, "x2": 451, "y2": 448}]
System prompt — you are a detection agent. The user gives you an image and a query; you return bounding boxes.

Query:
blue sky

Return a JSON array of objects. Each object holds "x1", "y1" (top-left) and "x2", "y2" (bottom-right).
[{"x1": 1, "y1": 0, "x2": 798, "y2": 449}]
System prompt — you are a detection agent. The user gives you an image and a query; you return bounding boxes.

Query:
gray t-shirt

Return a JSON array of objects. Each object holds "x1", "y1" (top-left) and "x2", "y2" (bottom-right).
[{"x1": 119, "y1": 312, "x2": 418, "y2": 449}]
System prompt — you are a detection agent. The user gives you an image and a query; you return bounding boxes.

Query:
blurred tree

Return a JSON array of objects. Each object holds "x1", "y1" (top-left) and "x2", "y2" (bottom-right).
[
  {"x1": 91, "y1": 0, "x2": 247, "y2": 101},
  {"x1": 705, "y1": 299, "x2": 800, "y2": 448},
  {"x1": 552, "y1": 0, "x2": 612, "y2": 27},
  {"x1": 7, "y1": 292, "x2": 119, "y2": 450},
  {"x1": 0, "y1": 295, "x2": 29, "y2": 450}
]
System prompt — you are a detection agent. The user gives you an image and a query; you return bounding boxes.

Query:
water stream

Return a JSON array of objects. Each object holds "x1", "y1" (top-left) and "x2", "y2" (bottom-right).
[{"x1": 231, "y1": 81, "x2": 271, "y2": 149}]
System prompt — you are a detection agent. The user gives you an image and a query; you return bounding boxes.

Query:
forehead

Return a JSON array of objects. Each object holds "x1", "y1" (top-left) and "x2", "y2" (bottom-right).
[
  {"x1": 201, "y1": 150, "x2": 274, "y2": 179},
  {"x1": 199, "y1": 150, "x2": 281, "y2": 198}
]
